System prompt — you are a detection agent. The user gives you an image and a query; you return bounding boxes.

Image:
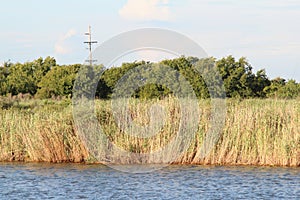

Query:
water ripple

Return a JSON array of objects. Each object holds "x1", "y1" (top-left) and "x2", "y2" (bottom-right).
[{"x1": 0, "y1": 163, "x2": 299, "y2": 199}]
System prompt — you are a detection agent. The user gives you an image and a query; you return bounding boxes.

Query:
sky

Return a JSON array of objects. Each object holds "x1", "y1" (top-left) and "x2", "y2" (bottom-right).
[{"x1": 0, "y1": 0, "x2": 300, "y2": 81}]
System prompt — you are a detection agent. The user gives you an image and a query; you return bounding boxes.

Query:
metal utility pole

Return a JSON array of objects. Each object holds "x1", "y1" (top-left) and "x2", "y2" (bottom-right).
[{"x1": 84, "y1": 25, "x2": 98, "y2": 66}]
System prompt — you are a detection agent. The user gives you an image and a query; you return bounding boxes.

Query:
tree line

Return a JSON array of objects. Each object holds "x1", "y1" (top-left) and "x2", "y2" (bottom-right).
[{"x1": 0, "y1": 56, "x2": 299, "y2": 99}]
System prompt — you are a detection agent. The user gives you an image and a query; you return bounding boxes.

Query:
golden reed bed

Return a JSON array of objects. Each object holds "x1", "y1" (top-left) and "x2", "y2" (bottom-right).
[{"x1": 0, "y1": 98, "x2": 299, "y2": 167}]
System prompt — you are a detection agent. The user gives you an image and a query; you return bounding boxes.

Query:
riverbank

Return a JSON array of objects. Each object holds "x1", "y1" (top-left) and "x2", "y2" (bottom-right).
[{"x1": 0, "y1": 98, "x2": 299, "y2": 166}]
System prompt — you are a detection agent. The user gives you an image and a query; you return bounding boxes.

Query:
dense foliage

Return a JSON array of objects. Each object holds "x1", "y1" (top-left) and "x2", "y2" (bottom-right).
[{"x1": 0, "y1": 56, "x2": 299, "y2": 99}]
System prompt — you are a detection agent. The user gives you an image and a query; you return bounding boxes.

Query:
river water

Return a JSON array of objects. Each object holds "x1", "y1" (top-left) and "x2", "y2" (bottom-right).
[{"x1": 0, "y1": 163, "x2": 299, "y2": 199}]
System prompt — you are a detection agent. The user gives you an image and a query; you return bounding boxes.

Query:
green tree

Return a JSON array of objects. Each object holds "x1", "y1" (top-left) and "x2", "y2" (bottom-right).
[
  {"x1": 277, "y1": 80, "x2": 300, "y2": 99},
  {"x1": 74, "y1": 64, "x2": 105, "y2": 99},
  {"x1": 252, "y1": 69, "x2": 271, "y2": 97},
  {"x1": 36, "y1": 64, "x2": 80, "y2": 98},
  {"x1": 7, "y1": 62, "x2": 36, "y2": 95},
  {"x1": 100, "y1": 61, "x2": 146, "y2": 98},
  {"x1": 264, "y1": 77, "x2": 286, "y2": 98},
  {"x1": 7, "y1": 57, "x2": 54, "y2": 95},
  {"x1": 160, "y1": 56, "x2": 209, "y2": 98},
  {"x1": 0, "y1": 61, "x2": 11, "y2": 95},
  {"x1": 216, "y1": 56, "x2": 257, "y2": 98}
]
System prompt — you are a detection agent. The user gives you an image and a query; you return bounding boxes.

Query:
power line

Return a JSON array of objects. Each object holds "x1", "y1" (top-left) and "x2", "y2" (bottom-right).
[{"x1": 84, "y1": 25, "x2": 98, "y2": 66}]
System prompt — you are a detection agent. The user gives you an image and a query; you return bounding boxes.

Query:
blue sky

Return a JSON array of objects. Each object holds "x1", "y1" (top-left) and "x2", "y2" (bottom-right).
[{"x1": 1, "y1": 0, "x2": 300, "y2": 81}]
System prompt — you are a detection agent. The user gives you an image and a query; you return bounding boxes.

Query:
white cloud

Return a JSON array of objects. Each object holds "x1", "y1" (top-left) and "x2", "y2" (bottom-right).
[
  {"x1": 54, "y1": 29, "x2": 76, "y2": 55},
  {"x1": 119, "y1": 0, "x2": 171, "y2": 21},
  {"x1": 54, "y1": 44, "x2": 69, "y2": 55}
]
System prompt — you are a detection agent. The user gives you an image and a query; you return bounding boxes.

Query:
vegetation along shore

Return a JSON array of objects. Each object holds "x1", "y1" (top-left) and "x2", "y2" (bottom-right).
[{"x1": 0, "y1": 56, "x2": 299, "y2": 166}]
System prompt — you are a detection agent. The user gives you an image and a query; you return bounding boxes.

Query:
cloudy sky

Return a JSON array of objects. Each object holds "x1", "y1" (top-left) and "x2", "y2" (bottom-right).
[{"x1": 1, "y1": 0, "x2": 300, "y2": 81}]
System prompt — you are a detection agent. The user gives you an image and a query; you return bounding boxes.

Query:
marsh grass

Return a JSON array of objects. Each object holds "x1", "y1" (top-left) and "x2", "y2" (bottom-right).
[{"x1": 0, "y1": 97, "x2": 299, "y2": 166}]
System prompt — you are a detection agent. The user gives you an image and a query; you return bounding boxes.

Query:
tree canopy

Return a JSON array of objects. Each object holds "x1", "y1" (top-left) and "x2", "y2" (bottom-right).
[{"x1": 0, "y1": 56, "x2": 299, "y2": 99}]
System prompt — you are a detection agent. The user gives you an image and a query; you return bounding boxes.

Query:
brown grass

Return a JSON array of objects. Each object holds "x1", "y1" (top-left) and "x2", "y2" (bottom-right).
[{"x1": 0, "y1": 98, "x2": 299, "y2": 166}]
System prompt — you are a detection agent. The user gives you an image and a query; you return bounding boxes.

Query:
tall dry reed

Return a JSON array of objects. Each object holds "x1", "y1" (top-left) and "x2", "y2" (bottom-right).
[{"x1": 0, "y1": 98, "x2": 299, "y2": 166}]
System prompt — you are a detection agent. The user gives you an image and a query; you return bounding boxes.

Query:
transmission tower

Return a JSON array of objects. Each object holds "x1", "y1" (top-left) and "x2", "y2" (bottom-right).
[{"x1": 84, "y1": 25, "x2": 98, "y2": 66}]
